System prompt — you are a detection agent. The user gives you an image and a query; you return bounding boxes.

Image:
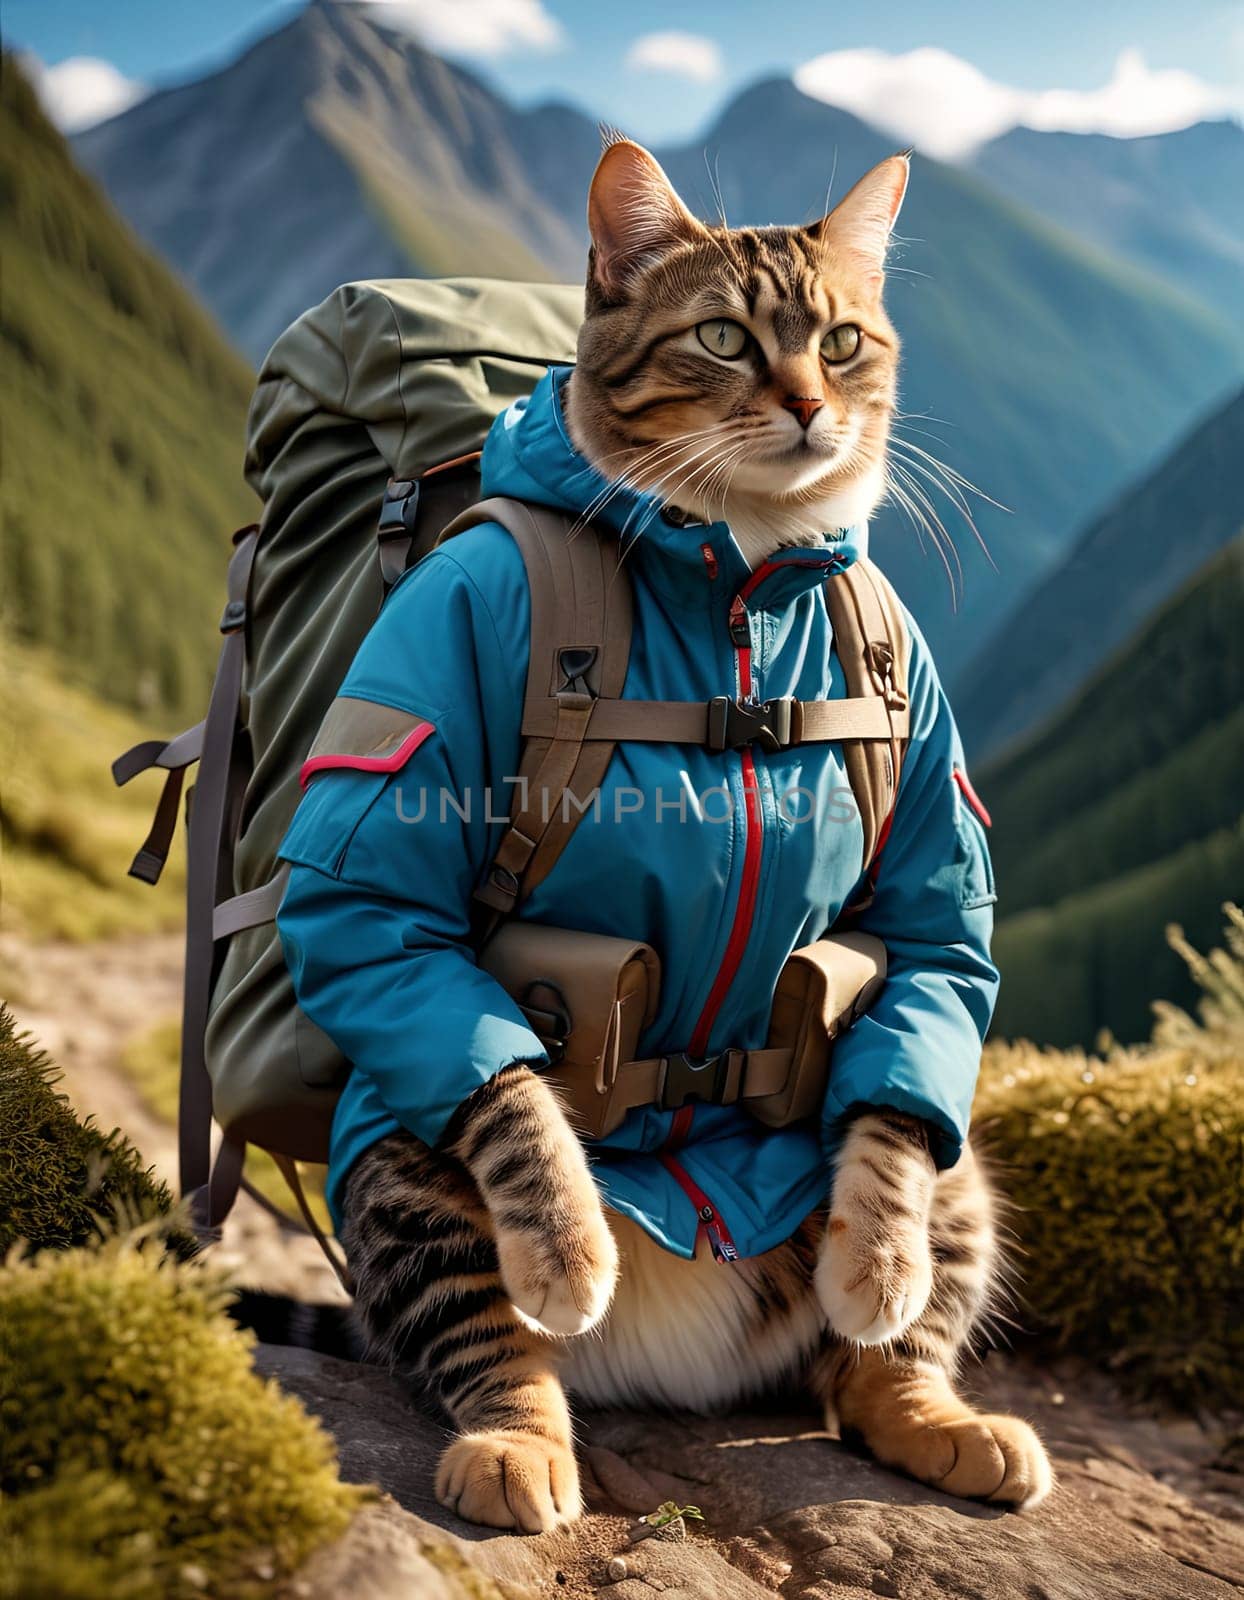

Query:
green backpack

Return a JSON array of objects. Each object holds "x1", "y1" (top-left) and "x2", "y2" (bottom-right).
[
  {"x1": 114, "y1": 279, "x2": 581, "y2": 1253},
  {"x1": 114, "y1": 277, "x2": 910, "y2": 1271}
]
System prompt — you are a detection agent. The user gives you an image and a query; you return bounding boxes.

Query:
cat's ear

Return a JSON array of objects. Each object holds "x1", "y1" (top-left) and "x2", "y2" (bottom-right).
[
  {"x1": 587, "y1": 138, "x2": 706, "y2": 298},
  {"x1": 809, "y1": 153, "x2": 909, "y2": 284}
]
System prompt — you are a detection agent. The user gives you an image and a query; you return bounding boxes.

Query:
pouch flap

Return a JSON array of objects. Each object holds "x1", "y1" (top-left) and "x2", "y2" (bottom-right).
[
  {"x1": 300, "y1": 696, "x2": 435, "y2": 789},
  {"x1": 780, "y1": 932, "x2": 887, "y2": 1038},
  {"x1": 479, "y1": 922, "x2": 661, "y2": 1070}
]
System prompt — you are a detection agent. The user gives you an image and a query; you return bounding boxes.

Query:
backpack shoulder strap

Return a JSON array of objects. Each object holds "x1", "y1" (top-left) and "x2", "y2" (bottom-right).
[
  {"x1": 438, "y1": 496, "x2": 633, "y2": 926},
  {"x1": 823, "y1": 556, "x2": 911, "y2": 876}
]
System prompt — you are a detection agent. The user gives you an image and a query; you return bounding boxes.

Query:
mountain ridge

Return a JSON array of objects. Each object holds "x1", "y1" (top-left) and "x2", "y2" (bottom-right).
[
  {"x1": 973, "y1": 119, "x2": 1244, "y2": 325},
  {"x1": 70, "y1": 4, "x2": 1244, "y2": 676},
  {"x1": 958, "y1": 385, "x2": 1244, "y2": 758}
]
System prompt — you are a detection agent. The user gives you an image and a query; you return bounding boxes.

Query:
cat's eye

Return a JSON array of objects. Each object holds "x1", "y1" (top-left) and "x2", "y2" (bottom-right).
[
  {"x1": 695, "y1": 319, "x2": 748, "y2": 360},
  {"x1": 820, "y1": 323, "x2": 861, "y2": 364}
]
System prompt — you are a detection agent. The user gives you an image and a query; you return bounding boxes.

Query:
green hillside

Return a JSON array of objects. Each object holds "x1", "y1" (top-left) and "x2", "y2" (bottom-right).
[
  {"x1": 959, "y1": 387, "x2": 1244, "y2": 757},
  {"x1": 0, "y1": 55, "x2": 254, "y2": 723},
  {"x1": 985, "y1": 534, "x2": 1244, "y2": 1046}
]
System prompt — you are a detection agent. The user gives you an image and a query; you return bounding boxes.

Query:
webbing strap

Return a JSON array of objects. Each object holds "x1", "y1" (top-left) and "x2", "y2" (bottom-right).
[
  {"x1": 197, "y1": 1136, "x2": 352, "y2": 1295},
  {"x1": 211, "y1": 864, "x2": 290, "y2": 941},
  {"x1": 825, "y1": 558, "x2": 910, "y2": 881},
  {"x1": 112, "y1": 721, "x2": 207, "y2": 884},
  {"x1": 112, "y1": 720, "x2": 205, "y2": 786},
  {"x1": 438, "y1": 497, "x2": 630, "y2": 920},
  {"x1": 613, "y1": 1044, "x2": 792, "y2": 1115},
  {"x1": 180, "y1": 526, "x2": 259, "y2": 1229},
  {"x1": 270, "y1": 1152, "x2": 354, "y2": 1293},
  {"x1": 519, "y1": 694, "x2": 906, "y2": 745}
]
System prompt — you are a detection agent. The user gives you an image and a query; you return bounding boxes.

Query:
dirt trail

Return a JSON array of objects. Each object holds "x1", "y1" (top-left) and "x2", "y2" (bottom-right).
[{"x1": 1, "y1": 930, "x2": 347, "y2": 1304}]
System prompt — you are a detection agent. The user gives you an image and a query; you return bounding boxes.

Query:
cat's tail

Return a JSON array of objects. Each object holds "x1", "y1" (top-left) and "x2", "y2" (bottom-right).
[{"x1": 227, "y1": 1288, "x2": 365, "y2": 1362}]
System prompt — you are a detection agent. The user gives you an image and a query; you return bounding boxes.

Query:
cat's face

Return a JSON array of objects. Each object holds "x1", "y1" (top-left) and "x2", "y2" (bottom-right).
[{"x1": 565, "y1": 140, "x2": 909, "y2": 554}]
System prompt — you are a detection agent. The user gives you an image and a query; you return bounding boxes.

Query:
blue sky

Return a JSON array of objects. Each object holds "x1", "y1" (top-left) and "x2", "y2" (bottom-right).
[{"x1": 8, "y1": 0, "x2": 1243, "y2": 148}]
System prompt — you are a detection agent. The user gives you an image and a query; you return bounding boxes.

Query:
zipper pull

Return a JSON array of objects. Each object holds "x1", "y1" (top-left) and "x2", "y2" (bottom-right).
[
  {"x1": 728, "y1": 596, "x2": 750, "y2": 647},
  {"x1": 699, "y1": 1203, "x2": 739, "y2": 1263}
]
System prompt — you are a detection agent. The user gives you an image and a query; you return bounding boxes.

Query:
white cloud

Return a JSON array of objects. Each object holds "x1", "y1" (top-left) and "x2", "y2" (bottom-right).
[
  {"x1": 27, "y1": 55, "x2": 146, "y2": 134},
  {"x1": 794, "y1": 46, "x2": 1242, "y2": 161},
  {"x1": 625, "y1": 31, "x2": 724, "y2": 85},
  {"x1": 360, "y1": 0, "x2": 563, "y2": 57}
]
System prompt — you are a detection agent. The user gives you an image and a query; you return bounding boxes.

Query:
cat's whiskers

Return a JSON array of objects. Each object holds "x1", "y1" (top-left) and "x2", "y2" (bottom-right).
[
  {"x1": 888, "y1": 430, "x2": 1004, "y2": 568},
  {"x1": 567, "y1": 426, "x2": 734, "y2": 541},
  {"x1": 884, "y1": 462, "x2": 962, "y2": 606}
]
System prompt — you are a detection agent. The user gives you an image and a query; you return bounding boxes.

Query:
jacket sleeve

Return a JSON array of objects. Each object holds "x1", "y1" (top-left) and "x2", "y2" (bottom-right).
[
  {"x1": 275, "y1": 530, "x2": 548, "y2": 1147},
  {"x1": 823, "y1": 615, "x2": 999, "y2": 1170}
]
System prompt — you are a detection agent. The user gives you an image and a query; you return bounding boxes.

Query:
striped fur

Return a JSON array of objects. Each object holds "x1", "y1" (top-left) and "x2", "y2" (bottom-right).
[
  {"x1": 340, "y1": 1084, "x2": 1051, "y2": 1532},
  {"x1": 566, "y1": 141, "x2": 910, "y2": 569}
]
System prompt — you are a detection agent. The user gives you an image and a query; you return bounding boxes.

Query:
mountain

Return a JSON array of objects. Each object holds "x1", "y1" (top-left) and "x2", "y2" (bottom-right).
[
  {"x1": 957, "y1": 386, "x2": 1244, "y2": 758},
  {"x1": 973, "y1": 121, "x2": 1244, "y2": 326},
  {"x1": 71, "y1": 5, "x2": 1244, "y2": 676},
  {"x1": 73, "y1": 0, "x2": 599, "y2": 362},
  {"x1": 653, "y1": 79, "x2": 1244, "y2": 675},
  {"x1": 984, "y1": 530, "x2": 1244, "y2": 1047},
  {"x1": 0, "y1": 55, "x2": 254, "y2": 720}
]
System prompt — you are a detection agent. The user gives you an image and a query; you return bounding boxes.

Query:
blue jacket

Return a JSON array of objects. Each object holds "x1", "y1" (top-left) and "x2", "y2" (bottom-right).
[{"x1": 277, "y1": 368, "x2": 998, "y2": 1258}]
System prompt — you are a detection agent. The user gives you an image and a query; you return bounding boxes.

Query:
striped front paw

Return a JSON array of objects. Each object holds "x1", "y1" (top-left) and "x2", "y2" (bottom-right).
[
  {"x1": 494, "y1": 1177, "x2": 618, "y2": 1338},
  {"x1": 437, "y1": 1430, "x2": 582, "y2": 1532},
  {"x1": 816, "y1": 1112, "x2": 936, "y2": 1344},
  {"x1": 454, "y1": 1066, "x2": 619, "y2": 1338}
]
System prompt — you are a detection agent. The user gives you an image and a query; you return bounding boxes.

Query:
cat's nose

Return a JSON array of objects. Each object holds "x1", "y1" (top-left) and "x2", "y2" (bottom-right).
[{"x1": 782, "y1": 395, "x2": 824, "y2": 429}]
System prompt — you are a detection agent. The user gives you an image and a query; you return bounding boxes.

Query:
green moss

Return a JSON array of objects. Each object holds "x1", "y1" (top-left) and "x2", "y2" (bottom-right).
[
  {"x1": 0, "y1": 1004, "x2": 176, "y2": 1252},
  {"x1": 0, "y1": 1238, "x2": 365, "y2": 1599},
  {"x1": 978, "y1": 909, "x2": 1244, "y2": 1408}
]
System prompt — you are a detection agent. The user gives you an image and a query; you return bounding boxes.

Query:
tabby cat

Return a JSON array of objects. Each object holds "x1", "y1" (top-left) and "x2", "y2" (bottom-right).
[{"x1": 340, "y1": 141, "x2": 1052, "y2": 1532}]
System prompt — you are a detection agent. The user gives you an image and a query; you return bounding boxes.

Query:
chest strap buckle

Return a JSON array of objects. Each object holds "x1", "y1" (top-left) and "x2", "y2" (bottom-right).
[
  {"x1": 659, "y1": 1049, "x2": 746, "y2": 1110},
  {"x1": 707, "y1": 696, "x2": 794, "y2": 753}
]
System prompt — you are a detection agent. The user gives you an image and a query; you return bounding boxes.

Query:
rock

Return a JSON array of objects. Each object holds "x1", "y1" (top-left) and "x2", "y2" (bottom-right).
[{"x1": 257, "y1": 1344, "x2": 1244, "y2": 1600}]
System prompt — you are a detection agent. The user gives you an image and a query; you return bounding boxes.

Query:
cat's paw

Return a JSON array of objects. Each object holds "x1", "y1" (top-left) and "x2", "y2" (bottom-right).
[
  {"x1": 457, "y1": 1066, "x2": 619, "y2": 1338},
  {"x1": 883, "y1": 1411, "x2": 1053, "y2": 1509},
  {"x1": 815, "y1": 1212, "x2": 934, "y2": 1343},
  {"x1": 494, "y1": 1191, "x2": 618, "y2": 1338},
  {"x1": 436, "y1": 1431, "x2": 582, "y2": 1533},
  {"x1": 815, "y1": 1115, "x2": 937, "y2": 1343}
]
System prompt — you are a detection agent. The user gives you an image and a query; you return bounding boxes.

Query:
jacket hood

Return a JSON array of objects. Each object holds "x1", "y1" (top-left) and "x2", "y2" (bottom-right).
[{"x1": 481, "y1": 367, "x2": 869, "y2": 597}]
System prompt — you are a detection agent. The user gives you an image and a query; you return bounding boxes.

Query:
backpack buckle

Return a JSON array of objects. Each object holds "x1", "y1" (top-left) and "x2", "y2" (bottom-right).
[
  {"x1": 377, "y1": 479, "x2": 421, "y2": 588},
  {"x1": 706, "y1": 696, "x2": 794, "y2": 752},
  {"x1": 558, "y1": 646, "x2": 598, "y2": 697},
  {"x1": 659, "y1": 1050, "x2": 744, "y2": 1110}
]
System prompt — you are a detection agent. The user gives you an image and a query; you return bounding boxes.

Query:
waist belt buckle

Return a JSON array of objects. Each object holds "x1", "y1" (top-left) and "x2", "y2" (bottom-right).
[
  {"x1": 659, "y1": 1049, "x2": 744, "y2": 1111},
  {"x1": 707, "y1": 697, "x2": 794, "y2": 752}
]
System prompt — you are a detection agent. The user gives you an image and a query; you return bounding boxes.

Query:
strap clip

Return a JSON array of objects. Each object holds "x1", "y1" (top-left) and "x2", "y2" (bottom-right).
[
  {"x1": 707, "y1": 696, "x2": 794, "y2": 753},
  {"x1": 219, "y1": 598, "x2": 247, "y2": 633},
  {"x1": 377, "y1": 478, "x2": 421, "y2": 588},
  {"x1": 660, "y1": 1049, "x2": 745, "y2": 1110},
  {"x1": 558, "y1": 646, "x2": 598, "y2": 697}
]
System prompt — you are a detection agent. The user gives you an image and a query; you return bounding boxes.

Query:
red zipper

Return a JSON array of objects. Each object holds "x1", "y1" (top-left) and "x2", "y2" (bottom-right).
[
  {"x1": 686, "y1": 584, "x2": 768, "y2": 1056},
  {"x1": 659, "y1": 1106, "x2": 739, "y2": 1259},
  {"x1": 664, "y1": 553, "x2": 849, "y2": 1260},
  {"x1": 688, "y1": 749, "x2": 762, "y2": 1055},
  {"x1": 660, "y1": 1152, "x2": 739, "y2": 1261}
]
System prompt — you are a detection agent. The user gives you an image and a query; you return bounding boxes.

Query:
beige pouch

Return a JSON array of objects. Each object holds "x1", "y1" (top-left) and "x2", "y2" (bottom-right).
[
  {"x1": 479, "y1": 922, "x2": 661, "y2": 1139},
  {"x1": 745, "y1": 932, "x2": 887, "y2": 1127},
  {"x1": 479, "y1": 923, "x2": 885, "y2": 1137}
]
